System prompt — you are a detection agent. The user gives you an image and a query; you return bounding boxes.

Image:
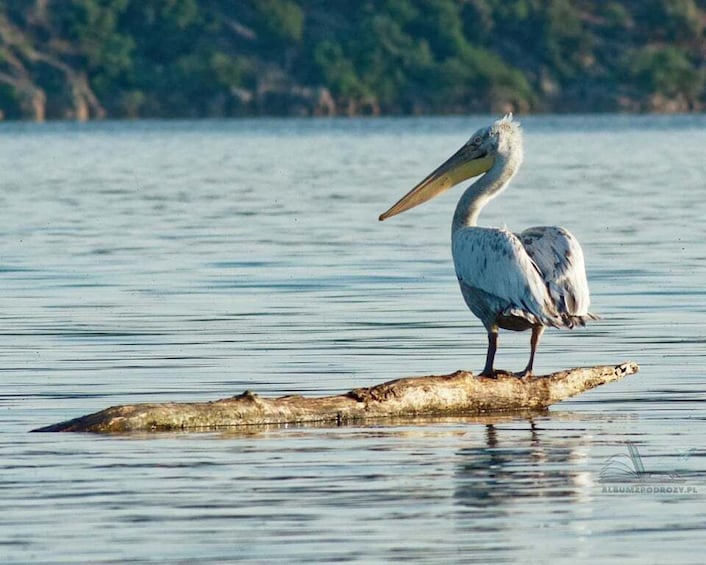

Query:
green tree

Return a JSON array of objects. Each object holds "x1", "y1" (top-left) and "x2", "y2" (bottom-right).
[{"x1": 629, "y1": 46, "x2": 703, "y2": 99}]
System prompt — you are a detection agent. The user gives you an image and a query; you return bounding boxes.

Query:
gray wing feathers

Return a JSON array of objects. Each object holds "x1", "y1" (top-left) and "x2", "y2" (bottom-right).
[
  {"x1": 452, "y1": 228, "x2": 562, "y2": 328},
  {"x1": 519, "y1": 226, "x2": 596, "y2": 326}
]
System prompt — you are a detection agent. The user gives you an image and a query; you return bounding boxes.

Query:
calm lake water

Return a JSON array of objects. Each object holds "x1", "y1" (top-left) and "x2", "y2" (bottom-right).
[{"x1": 1, "y1": 115, "x2": 705, "y2": 563}]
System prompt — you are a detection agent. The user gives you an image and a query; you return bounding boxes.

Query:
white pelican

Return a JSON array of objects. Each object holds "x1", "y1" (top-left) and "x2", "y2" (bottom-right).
[{"x1": 379, "y1": 114, "x2": 596, "y2": 377}]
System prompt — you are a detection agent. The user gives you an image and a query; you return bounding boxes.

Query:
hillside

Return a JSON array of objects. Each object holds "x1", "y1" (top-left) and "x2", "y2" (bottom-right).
[{"x1": 0, "y1": 0, "x2": 704, "y2": 120}]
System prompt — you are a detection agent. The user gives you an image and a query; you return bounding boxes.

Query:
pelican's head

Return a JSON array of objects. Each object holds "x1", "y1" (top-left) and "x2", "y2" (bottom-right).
[{"x1": 379, "y1": 114, "x2": 521, "y2": 221}]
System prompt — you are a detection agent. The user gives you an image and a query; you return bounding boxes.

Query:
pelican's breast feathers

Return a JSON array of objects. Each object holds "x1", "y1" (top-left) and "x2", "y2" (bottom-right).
[{"x1": 452, "y1": 227, "x2": 561, "y2": 327}]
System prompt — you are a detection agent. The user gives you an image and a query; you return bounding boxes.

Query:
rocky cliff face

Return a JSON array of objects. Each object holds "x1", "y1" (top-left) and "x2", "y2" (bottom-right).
[{"x1": 0, "y1": 1, "x2": 703, "y2": 120}]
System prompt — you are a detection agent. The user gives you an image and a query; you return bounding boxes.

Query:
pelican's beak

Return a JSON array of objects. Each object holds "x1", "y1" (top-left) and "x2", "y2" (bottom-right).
[{"x1": 379, "y1": 145, "x2": 494, "y2": 221}]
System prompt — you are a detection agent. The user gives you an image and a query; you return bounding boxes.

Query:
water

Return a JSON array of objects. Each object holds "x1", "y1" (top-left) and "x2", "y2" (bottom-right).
[{"x1": 1, "y1": 115, "x2": 705, "y2": 563}]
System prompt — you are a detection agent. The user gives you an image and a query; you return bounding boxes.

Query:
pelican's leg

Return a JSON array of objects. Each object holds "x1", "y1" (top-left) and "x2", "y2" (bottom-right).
[
  {"x1": 517, "y1": 326, "x2": 544, "y2": 378},
  {"x1": 479, "y1": 330, "x2": 498, "y2": 377}
]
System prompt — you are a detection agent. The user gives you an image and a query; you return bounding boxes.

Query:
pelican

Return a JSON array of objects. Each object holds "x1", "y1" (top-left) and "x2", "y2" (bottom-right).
[{"x1": 379, "y1": 114, "x2": 596, "y2": 377}]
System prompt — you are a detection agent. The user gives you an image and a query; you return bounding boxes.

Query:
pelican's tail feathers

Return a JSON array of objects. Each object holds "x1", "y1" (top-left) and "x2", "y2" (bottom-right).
[{"x1": 560, "y1": 311, "x2": 600, "y2": 329}]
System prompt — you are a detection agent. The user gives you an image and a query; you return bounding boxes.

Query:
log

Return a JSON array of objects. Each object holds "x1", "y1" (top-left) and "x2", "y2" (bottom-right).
[{"x1": 33, "y1": 362, "x2": 638, "y2": 433}]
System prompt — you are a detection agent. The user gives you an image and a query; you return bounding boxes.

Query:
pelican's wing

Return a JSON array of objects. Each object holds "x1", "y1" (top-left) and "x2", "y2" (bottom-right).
[
  {"x1": 452, "y1": 227, "x2": 561, "y2": 327},
  {"x1": 518, "y1": 226, "x2": 595, "y2": 325}
]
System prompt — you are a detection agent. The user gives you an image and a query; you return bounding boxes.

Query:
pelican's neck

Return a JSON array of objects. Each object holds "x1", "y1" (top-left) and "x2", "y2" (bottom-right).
[{"x1": 452, "y1": 150, "x2": 522, "y2": 233}]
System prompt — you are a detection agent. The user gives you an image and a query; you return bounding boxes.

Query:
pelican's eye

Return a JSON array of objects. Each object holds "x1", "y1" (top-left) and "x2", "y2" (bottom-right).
[{"x1": 472, "y1": 135, "x2": 482, "y2": 145}]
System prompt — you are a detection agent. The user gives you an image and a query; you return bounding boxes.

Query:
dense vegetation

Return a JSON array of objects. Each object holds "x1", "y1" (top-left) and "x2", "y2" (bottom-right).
[{"x1": 0, "y1": 0, "x2": 704, "y2": 120}]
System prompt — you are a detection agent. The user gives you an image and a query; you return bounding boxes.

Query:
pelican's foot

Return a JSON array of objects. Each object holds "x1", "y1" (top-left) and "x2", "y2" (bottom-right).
[
  {"x1": 514, "y1": 369, "x2": 533, "y2": 379},
  {"x1": 478, "y1": 369, "x2": 515, "y2": 379}
]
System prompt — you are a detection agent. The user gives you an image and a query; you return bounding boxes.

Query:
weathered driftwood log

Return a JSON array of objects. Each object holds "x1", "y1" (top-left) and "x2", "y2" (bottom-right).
[{"x1": 34, "y1": 362, "x2": 638, "y2": 433}]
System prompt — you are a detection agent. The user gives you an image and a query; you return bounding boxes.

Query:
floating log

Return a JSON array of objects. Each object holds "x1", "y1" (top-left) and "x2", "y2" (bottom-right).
[{"x1": 33, "y1": 362, "x2": 638, "y2": 433}]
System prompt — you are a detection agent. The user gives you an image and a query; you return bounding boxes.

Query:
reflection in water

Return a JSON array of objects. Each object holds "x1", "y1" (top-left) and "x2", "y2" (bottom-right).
[{"x1": 455, "y1": 422, "x2": 592, "y2": 513}]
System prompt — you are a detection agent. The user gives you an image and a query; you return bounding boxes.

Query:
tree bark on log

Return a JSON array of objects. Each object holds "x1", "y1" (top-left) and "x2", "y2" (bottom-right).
[{"x1": 34, "y1": 362, "x2": 638, "y2": 433}]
